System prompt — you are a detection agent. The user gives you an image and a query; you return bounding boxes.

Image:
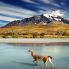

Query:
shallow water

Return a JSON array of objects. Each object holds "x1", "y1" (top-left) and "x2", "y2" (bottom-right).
[{"x1": 0, "y1": 43, "x2": 69, "y2": 69}]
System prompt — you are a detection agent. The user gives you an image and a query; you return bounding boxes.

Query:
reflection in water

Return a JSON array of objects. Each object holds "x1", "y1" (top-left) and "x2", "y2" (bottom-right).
[{"x1": 0, "y1": 43, "x2": 69, "y2": 69}]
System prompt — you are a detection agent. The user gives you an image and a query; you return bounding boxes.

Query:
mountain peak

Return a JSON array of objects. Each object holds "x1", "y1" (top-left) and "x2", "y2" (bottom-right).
[
  {"x1": 43, "y1": 10, "x2": 64, "y2": 18},
  {"x1": 3, "y1": 10, "x2": 69, "y2": 27}
]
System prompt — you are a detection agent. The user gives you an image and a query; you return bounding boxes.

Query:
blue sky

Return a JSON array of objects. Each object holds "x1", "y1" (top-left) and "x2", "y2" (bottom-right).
[{"x1": 0, "y1": 0, "x2": 69, "y2": 26}]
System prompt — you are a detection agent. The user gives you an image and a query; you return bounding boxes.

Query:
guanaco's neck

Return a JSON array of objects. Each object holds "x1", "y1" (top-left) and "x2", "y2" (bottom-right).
[{"x1": 31, "y1": 51, "x2": 35, "y2": 56}]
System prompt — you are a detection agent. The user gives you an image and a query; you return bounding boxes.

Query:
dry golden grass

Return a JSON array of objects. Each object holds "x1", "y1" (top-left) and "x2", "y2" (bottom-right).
[{"x1": 0, "y1": 23, "x2": 69, "y2": 38}]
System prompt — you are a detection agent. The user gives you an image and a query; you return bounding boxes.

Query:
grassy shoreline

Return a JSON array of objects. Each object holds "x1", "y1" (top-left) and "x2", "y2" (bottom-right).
[
  {"x1": 0, "y1": 24, "x2": 69, "y2": 38},
  {"x1": 0, "y1": 35, "x2": 69, "y2": 38}
]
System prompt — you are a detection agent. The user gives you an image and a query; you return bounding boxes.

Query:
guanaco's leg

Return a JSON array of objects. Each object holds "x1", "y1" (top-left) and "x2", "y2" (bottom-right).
[
  {"x1": 46, "y1": 60, "x2": 48, "y2": 67},
  {"x1": 42, "y1": 57, "x2": 48, "y2": 66},
  {"x1": 33, "y1": 59, "x2": 38, "y2": 65},
  {"x1": 48, "y1": 58, "x2": 54, "y2": 67},
  {"x1": 42, "y1": 59, "x2": 46, "y2": 66}
]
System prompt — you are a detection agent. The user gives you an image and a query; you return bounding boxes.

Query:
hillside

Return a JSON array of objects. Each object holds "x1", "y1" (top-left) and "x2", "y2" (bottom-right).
[{"x1": 0, "y1": 22, "x2": 69, "y2": 38}]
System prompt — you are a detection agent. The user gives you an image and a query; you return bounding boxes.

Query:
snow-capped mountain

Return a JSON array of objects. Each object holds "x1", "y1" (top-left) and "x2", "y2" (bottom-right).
[
  {"x1": 43, "y1": 10, "x2": 63, "y2": 21},
  {"x1": 4, "y1": 10, "x2": 69, "y2": 27}
]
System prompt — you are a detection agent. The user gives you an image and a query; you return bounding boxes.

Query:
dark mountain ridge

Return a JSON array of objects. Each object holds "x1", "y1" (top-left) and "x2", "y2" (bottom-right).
[{"x1": 4, "y1": 14, "x2": 69, "y2": 27}]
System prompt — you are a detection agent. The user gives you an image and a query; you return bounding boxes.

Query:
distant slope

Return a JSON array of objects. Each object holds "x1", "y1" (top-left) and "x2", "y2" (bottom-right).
[
  {"x1": 3, "y1": 14, "x2": 69, "y2": 27},
  {"x1": 4, "y1": 15, "x2": 51, "y2": 27}
]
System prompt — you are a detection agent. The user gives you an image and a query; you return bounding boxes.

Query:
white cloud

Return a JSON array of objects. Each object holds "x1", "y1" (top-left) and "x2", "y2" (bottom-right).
[
  {"x1": 0, "y1": 2, "x2": 37, "y2": 21},
  {"x1": 40, "y1": 0, "x2": 61, "y2": 8},
  {"x1": 21, "y1": 0, "x2": 36, "y2": 4},
  {"x1": 61, "y1": 2, "x2": 66, "y2": 6},
  {"x1": 52, "y1": 3, "x2": 60, "y2": 7},
  {"x1": 0, "y1": 16, "x2": 20, "y2": 21},
  {"x1": 42, "y1": 0, "x2": 53, "y2": 4}
]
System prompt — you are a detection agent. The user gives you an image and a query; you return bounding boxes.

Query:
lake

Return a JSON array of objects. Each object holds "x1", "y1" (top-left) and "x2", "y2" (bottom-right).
[{"x1": 0, "y1": 43, "x2": 69, "y2": 69}]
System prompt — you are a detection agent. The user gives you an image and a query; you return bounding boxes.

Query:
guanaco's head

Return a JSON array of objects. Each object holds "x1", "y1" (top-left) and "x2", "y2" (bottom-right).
[{"x1": 28, "y1": 49, "x2": 34, "y2": 52}]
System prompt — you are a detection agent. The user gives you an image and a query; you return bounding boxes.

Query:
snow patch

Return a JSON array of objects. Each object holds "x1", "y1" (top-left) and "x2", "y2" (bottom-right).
[{"x1": 43, "y1": 10, "x2": 64, "y2": 18}]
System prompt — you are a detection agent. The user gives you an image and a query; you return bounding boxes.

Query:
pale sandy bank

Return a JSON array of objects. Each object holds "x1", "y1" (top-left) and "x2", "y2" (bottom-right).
[{"x1": 0, "y1": 38, "x2": 69, "y2": 43}]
